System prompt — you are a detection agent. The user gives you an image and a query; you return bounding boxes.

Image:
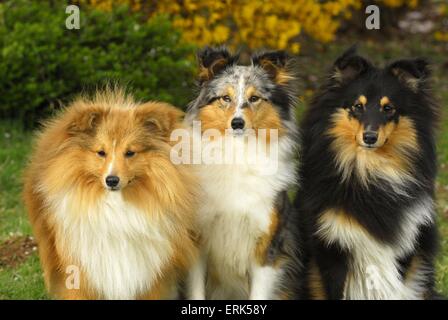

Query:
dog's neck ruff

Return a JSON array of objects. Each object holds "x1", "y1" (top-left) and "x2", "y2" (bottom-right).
[{"x1": 49, "y1": 190, "x2": 174, "y2": 299}]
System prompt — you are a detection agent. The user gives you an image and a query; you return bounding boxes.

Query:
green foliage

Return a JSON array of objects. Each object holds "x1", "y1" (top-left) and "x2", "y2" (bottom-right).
[{"x1": 0, "y1": 1, "x2": 196, "y2": 125}]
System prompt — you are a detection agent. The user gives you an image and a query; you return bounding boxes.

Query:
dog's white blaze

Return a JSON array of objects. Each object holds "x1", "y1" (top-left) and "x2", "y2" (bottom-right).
[
  {"x1": 317, "y1": 196, "x2": 434, "y2": 300},
  {"x1": 106, "y1": 140, "x2": 117, "y2": 177},
  {"x1": 51, "y1": 191, "x2": 174, "y2": 300},
  {"x1": 192, "y1": 134, "x2": 296, "y2": 299},
  {"x1": 234, "y1": 74, "x2": 246, "y2": 117}
]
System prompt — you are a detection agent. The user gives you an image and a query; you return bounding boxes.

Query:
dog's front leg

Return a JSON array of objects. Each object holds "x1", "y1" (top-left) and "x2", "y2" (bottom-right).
[
  {"x1": 187, "y1": 251, "x2": 207, "y2": 300},
  {"x1": 249, "y1": 263, "x2": 280, "y2": 300}
]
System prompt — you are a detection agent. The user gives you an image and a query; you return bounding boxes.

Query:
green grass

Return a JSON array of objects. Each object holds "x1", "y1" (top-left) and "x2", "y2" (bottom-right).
[
  {"x1": 433, "y1": 88, "x2": 448, "y2": 295},
  {"x1": 0, "y1": 121, "x2": 33, "y2": 240},
  {"x1": 0, "y1": 255, "x2": 47, "y2": 299},
  {"x1": 0, "y1": 38, "x2": 448, "y2": 299},
  {"x1": 0, "y1": 121, "x2": 48, "y2": 299}
]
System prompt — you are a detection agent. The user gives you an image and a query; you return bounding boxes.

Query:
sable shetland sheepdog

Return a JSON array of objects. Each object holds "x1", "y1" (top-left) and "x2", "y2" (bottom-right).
[
  {"x1": 23, "y1": 89, "x2": 198, "y2": 299},
  {"x1": 295, "y1": 47, "x2": 440, "y2": 300},
  {"x1": 185, "y1": 47, "x2": 302, "y2": 300}
]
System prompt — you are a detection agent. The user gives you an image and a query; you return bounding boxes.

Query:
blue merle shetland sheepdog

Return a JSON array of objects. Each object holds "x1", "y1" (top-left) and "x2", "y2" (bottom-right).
[
  {"x1": 295, "y1": 47, "x2": 440, "y2": 300},
  {"x1": 185, "y1": 47, "x2": 302, "y2": 300}
]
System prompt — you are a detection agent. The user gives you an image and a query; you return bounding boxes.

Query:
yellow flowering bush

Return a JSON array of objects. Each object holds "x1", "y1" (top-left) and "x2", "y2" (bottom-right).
[
  {"x1": 164, "y1": 0, "x2": 364, "y2": 53},
  {"x1": 81, "y1": 0, "x2": 427, "y2": 52},
  {"x1": 80, "y1": 0, "x2": 361, "y2": 53},
  {"x1": 435, "y1": 3, "x2": 448, "y2": 42},
  {"x1": 380, "y1": 0, "x2": 419, "y2": 8}
]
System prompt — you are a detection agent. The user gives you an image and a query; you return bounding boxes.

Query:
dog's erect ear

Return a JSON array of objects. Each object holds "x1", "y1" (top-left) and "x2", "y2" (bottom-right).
[
  {"x1": 197, "y1": 46, "x2": 235, "y2": 84},
  {"x1": 388, "y1": 58, "x2": 430, "y2": 92},
  {"x1": 68, "y1": 107, "x2": 103, "y2": 135},
  {"x1": 252, "y1": 50, "x2": 293, "y2": 85},
  {"x1": 136, "y1": 102, "x2": 184, "y2": 137},
  {"x1": 332, "y1": 46, "x2": 371, "y2": 85}
]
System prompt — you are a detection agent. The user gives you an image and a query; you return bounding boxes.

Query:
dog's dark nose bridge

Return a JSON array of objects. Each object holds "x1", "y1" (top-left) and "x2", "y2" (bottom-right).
[
  {"x1": 362, "y1": 108, "x2": 381, "y2": 132},
  {"x1": 364, "y1": 124, "x2": 379, "y2": 133},
  {"x1": 362, "y1": 107, "x2": 381, "y2": 145}
]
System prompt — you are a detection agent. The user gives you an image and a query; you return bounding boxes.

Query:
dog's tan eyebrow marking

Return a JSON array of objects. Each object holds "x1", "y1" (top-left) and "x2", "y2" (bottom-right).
[
  {"x1": 226, "y1": 86, "x2": 235, "y2": 98},
  {"x1": 245, "y1": 86, "x2": 256, "y2": 98},
  {"x1": 359, "y1": 95, "x2": 367, "y2": 105},
  {"x1": 380, "y1": 96, "x2": 390, "y2": 106}
]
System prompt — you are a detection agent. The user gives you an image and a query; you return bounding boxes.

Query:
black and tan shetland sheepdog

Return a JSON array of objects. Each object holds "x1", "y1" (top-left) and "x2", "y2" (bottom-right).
[
  {"x1": 295, "y1": 47, "x2": 440, "y2": 300},
  {"x1": 185, "y1": 47, "x2": 302, "y2": 300}
]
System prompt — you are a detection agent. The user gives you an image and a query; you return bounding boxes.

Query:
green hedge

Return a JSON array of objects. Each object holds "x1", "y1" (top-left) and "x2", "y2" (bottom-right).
[{"x1": 0, "y1": 1, "x2": 196, "y2": 126}]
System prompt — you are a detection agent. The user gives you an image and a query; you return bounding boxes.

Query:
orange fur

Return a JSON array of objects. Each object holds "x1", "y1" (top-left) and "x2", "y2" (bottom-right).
[
  {"x1": 244, "y1": 101, "x2": 285, "y2": 141},
  {"x1": 198, "y1": 102, "x2": 236, "y2": 134},
  {"x1": 380, "y1": 96, "x2": 390, "y2": 107},
  {"x1": 254, "y1": 210, "x2": 280, "y2": 265},
  {"x1": 23, "y1": 89, "x2": 198, "y2": 299},
  {"x1": 358, "y1": 95, "x2": 367, "y2": 106},
  {"x1": 318, "y1": 209, "x2": 366, "y2": 233},
  {"x1": 197, "y1": 89, "x2": 285, "y2": 142},
  {"x1": 257, "y1": 58, "x2": 293, "y2": 85},
  {"x1": 308, "y1": 259, "x2": 327, "y2": 300},
  {"x1": 328, "y1": 108, "x2": 419, "y2": 185},
  {"x1": 199, "y1": 58, "x2": 229, "y2": 83}
]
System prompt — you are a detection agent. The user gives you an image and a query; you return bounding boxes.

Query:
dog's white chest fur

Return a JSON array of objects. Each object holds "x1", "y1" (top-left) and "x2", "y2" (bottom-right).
[
  {"x1": 195, "y1": 136, "x2": 295, "y2": 299},
  {"x1": 317, "y1": 196, "x2": 434, "y2": 300},
  {"x1": 52, "y1": 192, "x2": 174, "y2": 299}
]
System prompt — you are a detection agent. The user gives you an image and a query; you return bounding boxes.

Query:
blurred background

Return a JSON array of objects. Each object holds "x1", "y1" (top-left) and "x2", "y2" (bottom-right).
[{"x1": 1, "y1": 0, "x2": 448, "y2": 299}]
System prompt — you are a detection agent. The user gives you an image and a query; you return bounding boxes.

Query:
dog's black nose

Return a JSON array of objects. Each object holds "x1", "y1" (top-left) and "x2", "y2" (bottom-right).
[
  {"x1": 105, "y1": 176, "x2": 120, "y2": 188},
  {"x1": 231, "y1": 117, "x2": 245, "y2": 130},
  {"x1": 363, "y1": 131, "x2": 378, "y2": 145}
]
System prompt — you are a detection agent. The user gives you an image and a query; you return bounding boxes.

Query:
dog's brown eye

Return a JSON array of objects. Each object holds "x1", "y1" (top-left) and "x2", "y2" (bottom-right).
[
  {"x1": 383, "y1": 105, "x2": 394, "y2": 113},
  {"x1": 353, "y1": 103, "x2": 363, "y2": 112},
  {"x1": 125, "y1": 150, "x2": 135, "y2": 158},
  {"x1": 249, "y1": 96, "x2": 260, "y2": 103},
  {"x1": 97, "y1": 150, "x2": 106, "y2": 157},
  {"x1": 222, "y1": 95, "x2": 231, "y2": 103}
]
